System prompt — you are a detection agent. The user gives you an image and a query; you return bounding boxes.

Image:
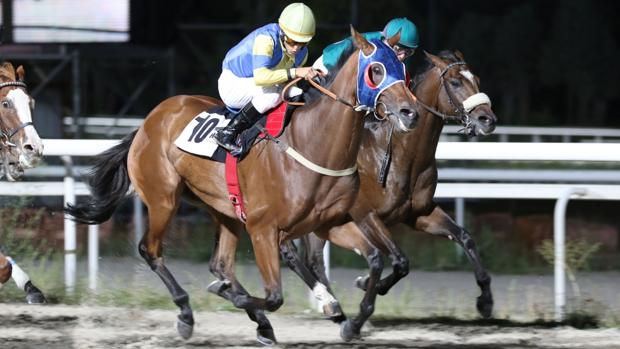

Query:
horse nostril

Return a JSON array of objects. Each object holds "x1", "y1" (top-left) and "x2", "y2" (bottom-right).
[
  {"x1": 400, "y1": 108, "x2": 416, "y2": 118},
  {"x1": 479, "y1": 115, "x2": 493, "y2": 125}
]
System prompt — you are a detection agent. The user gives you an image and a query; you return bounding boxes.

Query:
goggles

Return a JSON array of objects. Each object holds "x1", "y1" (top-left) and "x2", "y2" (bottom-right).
[
  {"x1": 393, "y1": 44, "x2": 415, "y2": 58},
  {"x1": 283, "y1": 35, "x2": 307, "y2": 48}
]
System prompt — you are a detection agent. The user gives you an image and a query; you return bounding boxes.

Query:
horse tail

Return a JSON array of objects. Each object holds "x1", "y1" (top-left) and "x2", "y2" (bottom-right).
[{"x1": 65, "y1": 130, "x2": 137, "y2": 224}]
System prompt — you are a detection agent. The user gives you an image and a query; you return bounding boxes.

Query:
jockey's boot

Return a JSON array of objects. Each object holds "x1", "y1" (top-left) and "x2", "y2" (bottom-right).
[{"x1": 213, "y1": 102, "x2": 261, "y2": 153}]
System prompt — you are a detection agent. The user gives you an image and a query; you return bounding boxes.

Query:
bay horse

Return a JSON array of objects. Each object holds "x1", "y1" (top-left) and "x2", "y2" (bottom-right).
[
  {"x1": 65, "y1": 27, "x2": 417, "y2": 344},
  {"x1": 0, "y1": 62, "x2": 46, "y2": 304},
  {"x1": 287, "y1": 50, "x2": 497, "y2": 322}
]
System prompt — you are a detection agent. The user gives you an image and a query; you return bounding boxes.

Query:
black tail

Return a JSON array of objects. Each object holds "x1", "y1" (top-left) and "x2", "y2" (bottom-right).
[{"x1": 65, "y1": 130, "x2": 137, "y2": 224}]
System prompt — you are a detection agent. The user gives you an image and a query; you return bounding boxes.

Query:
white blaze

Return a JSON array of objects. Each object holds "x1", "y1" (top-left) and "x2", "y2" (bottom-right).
[
  {"x1": 6, "y1": 89, "x2": 43, "y2": 158},
  {"x1": 460, "y1": 70, "x2": 476, "y2": 86}
]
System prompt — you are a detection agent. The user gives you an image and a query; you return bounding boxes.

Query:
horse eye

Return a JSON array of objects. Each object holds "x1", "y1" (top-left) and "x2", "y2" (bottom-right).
[
  {"x1": 371, "y1": 65, "x2": 384, "y2": 84},
  {"x1": 1, "y1": 100, "x2": 10, "y2": 108},
  {"x1": 449, "y1": 79, "x2": 462, "y2": 87}
]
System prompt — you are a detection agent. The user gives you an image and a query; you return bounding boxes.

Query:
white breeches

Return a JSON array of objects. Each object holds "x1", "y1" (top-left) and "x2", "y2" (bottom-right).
[{"x1": 218, "y1": 69, "x2": 302, "y2": 113}]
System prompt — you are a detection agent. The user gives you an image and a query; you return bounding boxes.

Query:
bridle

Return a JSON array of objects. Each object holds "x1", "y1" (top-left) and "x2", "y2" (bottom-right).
[
  {"x1": 414, "y1": 61, "x2": 490, "y2": 133},
  {"x1": 0, "y1": 81, "x2": 34, "y2": 148},
  {"x1": 0, "y1": 80, "x2": 35, "y2": 181}
]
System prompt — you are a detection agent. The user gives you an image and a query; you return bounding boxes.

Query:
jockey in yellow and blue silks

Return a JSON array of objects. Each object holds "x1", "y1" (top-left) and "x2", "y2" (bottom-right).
[
  {"x1": 313, "y1": 18, "x2": 419, "y2": 83},
  {"x1": 214, "y1": 2, "x2": 322, "y2": 154}
]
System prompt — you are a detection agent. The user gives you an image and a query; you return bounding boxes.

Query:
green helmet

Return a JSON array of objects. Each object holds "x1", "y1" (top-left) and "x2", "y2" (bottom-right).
[{"x1": 383, "y1": 18, "x2": 419, "y2": 49}]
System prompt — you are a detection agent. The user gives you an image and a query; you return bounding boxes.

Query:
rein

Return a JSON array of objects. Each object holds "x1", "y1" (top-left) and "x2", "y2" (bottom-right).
[
  {"x1": 282, "y1": 77, "x2": 372, "y2": 114},
  {"x1": 263, "y1": 76, "x2": 359, "y2": 177},
  {"x1": 274, "y1": 46, "x2": 405, "y2": 177}
]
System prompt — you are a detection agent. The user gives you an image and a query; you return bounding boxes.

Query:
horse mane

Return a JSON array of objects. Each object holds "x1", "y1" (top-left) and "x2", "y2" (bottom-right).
[
  {"x1": 302, "y1": 44, "x2": 357, "y2": 106},
  {"x1": 0, "y1": 62, "x2": 16, "y2": 81},
  {"x1": 412, "y1": 50, "x2": 460, "y2": 89}
]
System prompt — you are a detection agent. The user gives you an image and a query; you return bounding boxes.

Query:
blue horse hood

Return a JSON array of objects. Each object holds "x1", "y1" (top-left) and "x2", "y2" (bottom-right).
[{"x1": 356, "y1": 39, "x2": 406, "y2": 110}]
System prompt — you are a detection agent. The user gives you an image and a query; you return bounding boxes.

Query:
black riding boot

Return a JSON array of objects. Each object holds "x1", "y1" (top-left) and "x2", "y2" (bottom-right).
[{"x1": 213, "y1": 102, "x2": 261, "y2": 153}]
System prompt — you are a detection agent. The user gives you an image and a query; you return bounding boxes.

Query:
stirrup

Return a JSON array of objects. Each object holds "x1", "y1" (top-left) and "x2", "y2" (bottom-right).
[
  {"x1": 213, "y1": 135, "x2": 242, "y2": 154},
  {"x1": 214, "y1": 138, "x2": 239, "y2": 152}
]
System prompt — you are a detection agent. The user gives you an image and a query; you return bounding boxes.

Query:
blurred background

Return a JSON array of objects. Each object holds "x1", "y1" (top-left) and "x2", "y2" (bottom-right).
[
  {"x1": 0, "y1": 0, "x2": 618, "y2": 324},
  {"x1": 1, "y1": 0, "x2": 619, "y2": 132}
]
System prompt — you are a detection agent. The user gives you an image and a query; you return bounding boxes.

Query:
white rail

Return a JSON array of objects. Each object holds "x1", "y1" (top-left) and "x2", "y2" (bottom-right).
[
  {"x1": 6, "y1": 140, "x2": 620, "y2": 320},
  {"x1": 63, "y1": 117, "x2": 620, "y2": 143},
  {"x1": 443, "y1": 125, "x2": 620, "y2": 142}
]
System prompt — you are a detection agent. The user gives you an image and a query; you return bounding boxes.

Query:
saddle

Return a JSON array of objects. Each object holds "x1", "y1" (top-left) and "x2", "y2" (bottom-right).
[{"x1": 208, "y1": 99, "x2": 297, "y2": 162}]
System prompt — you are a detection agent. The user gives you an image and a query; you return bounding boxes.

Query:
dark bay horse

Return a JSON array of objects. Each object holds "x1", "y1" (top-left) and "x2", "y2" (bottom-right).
[
  {"x1": 290, "y1": 50, "x2": 497, "y2": 321},
  {"x1": 66, "y1": 28, "x2": 417, "y2": 344},
  {"x1": 0, "y1": 62, "x2": 46, "y2": 304}
]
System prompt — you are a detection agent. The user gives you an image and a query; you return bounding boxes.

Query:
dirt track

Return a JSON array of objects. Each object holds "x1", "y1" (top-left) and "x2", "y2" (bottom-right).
[{"x1": 1, "y1": 304, "x2": 620, "y2": 349}]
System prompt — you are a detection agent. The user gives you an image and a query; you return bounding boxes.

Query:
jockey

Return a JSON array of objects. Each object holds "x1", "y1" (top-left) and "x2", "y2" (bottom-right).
[
  {"x1": 313, "y1": 17, "x2": 419, "y2": 83},
  {"x1": 214, "y1": 2, "x2": 322, "y2": 154}
]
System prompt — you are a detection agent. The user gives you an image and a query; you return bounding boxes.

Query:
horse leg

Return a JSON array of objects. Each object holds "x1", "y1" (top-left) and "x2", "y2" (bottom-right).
[
  {"x1": 353, "y1": 212, "x2": 410, "y2": 296},
  {"x1": 414, "y1": 205, "x2": 493, "y2": 318},
  {"x1": 280, "y1": 239, "x2": 346, "y2": 323},
  {"x1": 207, "y1": 219, "x2": 276, "y2": 345},
  {"x1": 4, "y1": 256, "x2": 47, "y2": 304},
  {"x1": 315, "y1": 223, "x2": 383, "y2": 341},
  {"x1": 300, "y1": 234, "x2": 332, "y2": 287},
  {"x1": 223, "y1": 228, "x2": 283, "y2": 314},
  {"x1": 136, "y1": 179, "x2": 195, "y2": 339},
  {"x1": 0, "y1": 253, "x2": 11, "y2": 288}
]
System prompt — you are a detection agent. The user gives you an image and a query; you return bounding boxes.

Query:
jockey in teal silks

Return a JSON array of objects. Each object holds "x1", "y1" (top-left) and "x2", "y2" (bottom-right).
[
  {"x1": 313, "y1": 17, "x2": 419, "y2": 84},
  {"x1": 213, "y1": 2, "x2": 322, "y2": 154}
]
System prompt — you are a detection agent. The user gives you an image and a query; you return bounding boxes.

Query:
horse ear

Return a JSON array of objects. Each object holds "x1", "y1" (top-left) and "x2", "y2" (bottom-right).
[
  {"x1": 424, "y1": 51, "x2": 447, "y2": 70},
  {"x1": 350, "y1": 25, "x2": 373, "y2": 55},
  {"x1": 386, "y1": 29, "x2": 401, "y2": 48},
  {"x1": 16, "y1": 65, "x2": 25, "y2": 81},
  {"x1": 455, "y1": 50, "x2": 465, "y2": 61}
]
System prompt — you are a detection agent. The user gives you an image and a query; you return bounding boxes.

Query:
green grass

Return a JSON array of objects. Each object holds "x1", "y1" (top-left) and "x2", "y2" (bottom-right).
[{"x1": 1, "y1": 198, "x2": 617, "y2": 327}]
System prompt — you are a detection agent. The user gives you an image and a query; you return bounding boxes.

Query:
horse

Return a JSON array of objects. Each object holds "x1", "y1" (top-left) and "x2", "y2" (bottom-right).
[
  {"x1": 0, "y1": 62, "x2": 46, "y2": 304},
  {"x1": 285, "y1": 50, "x2": 497, "y2": 321},
  {"x1": 65, "y1": 27, "x2": 418, "y2": 344}
]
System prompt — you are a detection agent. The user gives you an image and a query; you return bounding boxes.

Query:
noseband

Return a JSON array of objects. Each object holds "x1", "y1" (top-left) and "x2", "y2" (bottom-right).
[
  {"x1": 0, "y1": 81, "x2": 34, "y2": 147},
  {"x1": 415, "y1": 61, "x2": 490, "y2": 131}
]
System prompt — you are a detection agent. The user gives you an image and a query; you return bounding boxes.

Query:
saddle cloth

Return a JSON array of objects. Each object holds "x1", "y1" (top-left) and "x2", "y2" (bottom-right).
[{"x1": 174, "y1": 102, "x2": 290, "y2": 162}]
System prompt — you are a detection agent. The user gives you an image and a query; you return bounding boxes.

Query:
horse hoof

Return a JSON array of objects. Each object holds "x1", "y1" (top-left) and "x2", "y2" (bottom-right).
[
  {"x1": 476, "y1": 294, "x2": 494, "y2": 319},
  {"x1": 339, "y1": 320, "x2": 360, "y2": 342},
  {"x1": 354, "y1": 275, "x2": 369, "y2": 291},
  {"x1": 176, "y1": 318, "x2": 194, "y2": 339},
  {"x1": 256, "y1": 328, "x2": 277, "y2": 346},
  {"x1": 323, "y1": 301, "x2": 343, "y2": 317},
  {"x1": 206, "y1": 279, "x2": 231, "y2": 295},
  {"x1": 26, "y1": 291, "x2": 47, "y2": 305}
]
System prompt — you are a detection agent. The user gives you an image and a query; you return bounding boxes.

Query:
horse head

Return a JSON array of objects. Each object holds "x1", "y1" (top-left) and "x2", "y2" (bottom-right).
[
  {"x1": 0, "y1": 62, "x2": 43, "y2": 180},
  {"x1": 351, "y1": 26, "x2": 418, "y2": 132},
  {"x1": 417, "y1": 51, "x2": 497, "y2": 136}
]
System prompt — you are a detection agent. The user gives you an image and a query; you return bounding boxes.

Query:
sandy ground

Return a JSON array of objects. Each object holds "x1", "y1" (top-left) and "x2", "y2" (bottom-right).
[
  {"x1": 1, "y1": 304, "x2": 620, "y2": 349},
  {"x1": 2, "y1": 257, "x2": 619, "y2": 348},
  {"x1": 87, "y1": 258, "x2": 620, "y2": 322}
]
